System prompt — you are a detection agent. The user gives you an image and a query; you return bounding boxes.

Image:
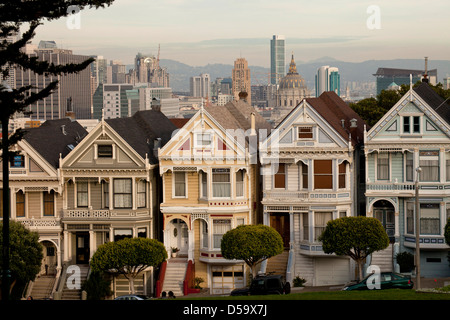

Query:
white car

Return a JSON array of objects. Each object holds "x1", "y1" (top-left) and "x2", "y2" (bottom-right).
[{"x1": 114, "y1": 294, "x2": 152, "y2": 300}]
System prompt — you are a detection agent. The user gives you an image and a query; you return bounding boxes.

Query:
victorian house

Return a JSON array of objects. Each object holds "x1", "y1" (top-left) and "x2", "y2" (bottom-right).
[
  {"x1": 260, "y1": 91, "x2": 366, "y2": 286},
  {"x1": 1, "y1": 118, "x2": 88, "y2": 299},
  {"x1": 58, "y1": 109, "x2": 176, "y2": 297},
  {"x1": 364, "y1": 82, "x2": 450, "y2": 278},
  {"x1": 158, "y1": 98, "x2": 271, "y2": 295}
]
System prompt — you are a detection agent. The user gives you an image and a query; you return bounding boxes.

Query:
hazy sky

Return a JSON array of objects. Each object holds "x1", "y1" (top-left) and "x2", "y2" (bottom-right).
[{"x1": 32, "y1": 0, "x2": 450, "y2": 67}]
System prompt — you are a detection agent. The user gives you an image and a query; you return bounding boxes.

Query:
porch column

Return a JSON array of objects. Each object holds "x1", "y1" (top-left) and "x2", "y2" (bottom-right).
[
  {"x1": 188, "y1": 229, "x2": 194, "y2": 261},
  {"x1": 394, "y1": 211, "x2": 400, "y2": 238},
  {"x1": 89, "y1": 229, "x2": 95, "y2": 259},
  {"x1": 63, "y1": 230, "x2": 69, "y2": 262},
  {"x1": 289, "y1": 211, "x2": 294, "y2": 249}
]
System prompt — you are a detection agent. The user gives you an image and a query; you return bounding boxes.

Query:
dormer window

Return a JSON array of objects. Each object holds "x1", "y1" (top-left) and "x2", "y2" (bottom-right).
[
  {"x1": 402, "y1": 115, "x2": 421, "y2": 134},
  {"x1": 98, "y1": 145, "x2": 113, "y2": 158},
  {"x1": 10, "y1": 155, "x2": 25, "y2": 168},
  {"x1": 298, "y1": 127, "x2": 313, "y2": 139}
]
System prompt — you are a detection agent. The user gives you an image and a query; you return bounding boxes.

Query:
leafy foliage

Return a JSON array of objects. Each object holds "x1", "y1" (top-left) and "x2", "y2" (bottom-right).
[
  {"x1": 81, "y1": 271, "x2": 113, "y2": 300},
  {"x1": 221, "y1": 224, "x2": 284, "y2": 277},
  {"x1": 0, "y1": 220, "x2": 43, "y2": 296},
  {"x1": 90, "y1": 238, "x2": 167, "y2": 294},
  {"x1": 319, "y1": 216, "x2": 389, "y2": 280}
]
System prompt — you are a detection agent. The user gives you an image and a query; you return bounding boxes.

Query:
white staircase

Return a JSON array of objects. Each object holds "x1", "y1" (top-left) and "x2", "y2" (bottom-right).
[
  {"x1": 266, "y1": 250, "x2": 289, "y2": 276},
  {"x1": 162, "y1": 257, "x2": 187, "y2": 297},
  {"x1": 29, "y1": 275, "x2": 55, "y2": 300},
  {"x1": 371, "y1": 244, "x2": 393, "y2": 272},
  {"x1": 61, "y1": 265, "x2": 89, "y2": 300}
]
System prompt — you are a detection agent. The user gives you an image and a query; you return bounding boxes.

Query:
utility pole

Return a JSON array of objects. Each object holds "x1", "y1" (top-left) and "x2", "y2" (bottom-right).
[{"x1": 415, "y1": 167, "x2": 422, "y2": 290}]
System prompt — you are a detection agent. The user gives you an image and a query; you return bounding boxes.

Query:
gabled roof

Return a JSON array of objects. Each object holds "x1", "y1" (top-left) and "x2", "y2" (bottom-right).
[
  {"x1": 305, "y1": 91, "x2": 366, "y2": 146},
  {"x1": 106, "y1": 109, "x2": 177, "y2": 164},
  {"x1": 23, "y1": 118, "x2": 88, "y2": 169},
  {"x1": 413, "y1": 82, "x2": 450, "y2": 125}
]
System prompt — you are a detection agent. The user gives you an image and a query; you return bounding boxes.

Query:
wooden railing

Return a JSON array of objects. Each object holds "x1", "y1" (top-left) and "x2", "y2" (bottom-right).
[
  {"x1": 183, "y1": 260, "x2": 200, "y2": 296},
  {"x1": 155, "y1": 261, "x2": 167, "y2": 298}
]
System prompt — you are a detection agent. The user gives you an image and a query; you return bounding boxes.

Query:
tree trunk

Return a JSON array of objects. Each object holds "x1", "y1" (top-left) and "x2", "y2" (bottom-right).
[
  {"x1": 357, "y1": 259, "x2": 364, "y2": 281},
  {"x1": 129, "y1": 276, "x2": 135, "y2": 294}
]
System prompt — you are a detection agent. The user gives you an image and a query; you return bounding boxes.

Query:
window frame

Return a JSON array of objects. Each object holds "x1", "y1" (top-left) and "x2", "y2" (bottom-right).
[
  {"x1": 376, "y1": 153, "x2": 390, "y2": 181},
  {"x1": 43, "y1": 190, "x2": 55, "y2": 217},
  {"x1": 212, "y1": 168, "x2": 231, "y2": 198},
  {"x1": 113, "y1": 178, "x2": 133, "y2": 209},
  {"x1": 16, "y1": 190, "x2": 25, "y2": 218},
  {"x1": 173, "y1": 171, "x2": 187, "y2": 198},
  {"x1": 76, "y1": 181, "x2": 89, "y2": 208},
  {"x1": 274, "y1": 163, "x2": 286, "y2": 189},
  {"x1": 314, "y1": 160, "x2": 333, "y2": 190}
]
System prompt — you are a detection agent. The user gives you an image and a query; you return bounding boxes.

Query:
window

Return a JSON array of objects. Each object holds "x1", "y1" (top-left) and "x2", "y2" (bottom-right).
[
  {"x1": 338, "y1": 162, "x2": 346, "y2": 189},
  {"x1": 413, "y1": 116, "x2": 420, "y2": 133},
  {"x1": 113, "y1": 178, "x2": 132, "y2": 208},
  {"x1": 420, "y1": 203, "x2": 440, "y2": 235},
  {"x1": 195, "y1": 133, "x2": 212, "y2": 148},
  {"x1": 102, "y1": 181, "x2": 109, "y2": 208},
  {"x1": 98, "y1": 145, "x2": 113, "y2": 158},
  {"x1": 403, "y1": 116, "x2": 410, "y2": 133},
  {"x1": 314, "y1": 212, "x2": 332, "y2": 241},
  {"x1": 406, "y1": 152, "x2": 414, "y2": 181},
  {"x1": 419, "y1": 151, "x2": 439, "y2": 182},
  {"x1": 377, "y1": 153, "x2": 389, "y2": 180},
  {"x1": 446, "y1": 152, "x2": 450, "y2": 181},
  {"x1": 10, "y1": 155, "x2": 25, "y2": 168},
  {"x1": 274, "y1": 163, "x2": 286, "y2": 189},
  {"x1": 406, "y1": 202, "x2": 414, "y2": 234},
  {"x1": 201, "y1": 171, "x2": 208, "y2": 198},
  {"x1": 137, "y1": 227, "x2": 147, "y2": 238},
  {"x1": 201, "y1": 220, "x2": 209, "y2": 248},
  {"x1": 174, "y1": 172, "x2": 186, "y2": 197},
  {"x1": 212, "y1": 169, "x2": 230, "y2": 197},
  {"x1": 301, "y1": 212, "x2": 309, "y2": 241},
  {"x1": 137, "y1": 180, "x2": 146, "y2": 208},
  {"x1": 43, "y1": 191, "x2": 55, "y2": 216},
  {"x1": 298, "y1": 127, "x2": 313, "y2": 139},
  {"x1": 114, "y1": 229, "x2": 132, "y2": 242},
  {"x1": 236, "y1": 170, "x2": 244, "y2": 197},
  {"x1": 77, "y1": 182, "x2": 88, "y2": 207},
  {"x1": 16, "y1": 190, "x2": 25, "y2": 217},
  {"x1": 314, "y1": 160, "x2": 332, "y2": 189},
  {"x1": 300, "y1": 162, "x2": 308, "y2": 189},
  {"x1": 213, "y1": 219, "x2": 231, "y2": 249}
]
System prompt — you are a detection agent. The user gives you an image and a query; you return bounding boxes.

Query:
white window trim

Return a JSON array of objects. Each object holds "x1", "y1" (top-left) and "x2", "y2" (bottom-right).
[
  {"x1": 375, "y1": 153, "x2": 390, "y2": 181},
  {"x1": 172, "y1": 171, "x2": 187, "y2": 198}
]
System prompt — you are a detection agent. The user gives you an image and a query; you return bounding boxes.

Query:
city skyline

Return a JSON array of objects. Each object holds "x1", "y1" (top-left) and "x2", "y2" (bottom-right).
[{"x1": 30, "y1": 0, "x2": 450, "y2": 67}]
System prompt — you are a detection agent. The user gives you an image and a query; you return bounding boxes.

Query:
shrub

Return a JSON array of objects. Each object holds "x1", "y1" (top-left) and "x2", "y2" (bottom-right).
[
  {"x1": 82, "y1": 271, "x2": 113, "y2": 300},
  {"x1": 396, "y1": 251, "x2": 415, "y2": 273},
  {"x1": 293, "y1": 276, "x2": 306, "y2": 287}
]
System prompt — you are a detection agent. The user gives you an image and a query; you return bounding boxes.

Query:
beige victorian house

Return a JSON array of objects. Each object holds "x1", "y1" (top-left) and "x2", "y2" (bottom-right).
[{"x1": 158, "y1": 99, "x2": 271, "y2": 295}]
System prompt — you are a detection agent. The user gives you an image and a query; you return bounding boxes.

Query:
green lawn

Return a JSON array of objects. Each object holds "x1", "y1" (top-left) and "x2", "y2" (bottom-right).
[{"x1": 181, "y1": 289, "x2": 450, "y2": 300}]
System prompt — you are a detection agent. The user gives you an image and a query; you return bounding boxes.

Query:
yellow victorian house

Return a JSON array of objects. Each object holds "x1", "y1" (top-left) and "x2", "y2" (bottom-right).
[{"x1": 158, "y1": 98, "x2": 271, "y2": 295}]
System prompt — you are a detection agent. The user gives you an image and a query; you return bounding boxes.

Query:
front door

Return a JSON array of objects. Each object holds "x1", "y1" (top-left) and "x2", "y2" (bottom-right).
[
  {"x1": 76, "y1": 233, "x2": 90, "y2": 264},
  {"x1": 374, "y1": 208, "x2": 395, "y2": 242},
  {"x1": 171, "y1": 219, "x2": 188, "y2": 255},
  {"x1": 270, "y1": 213, "x2": 290, "y2": 248}
]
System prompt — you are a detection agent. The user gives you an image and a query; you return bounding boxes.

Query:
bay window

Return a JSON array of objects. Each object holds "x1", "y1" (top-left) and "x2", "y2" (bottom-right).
[
  {"x1": 213, "y1": 219, "x2": 231, "y2": 249},
  {"x1": 314, "y1": 160, "x2": 332, "y2": 189},
  {"x1": 137, "y1": 180, "x2": 146, "y2": 208},
  {"x1": 420, "y1": 203, "x2": 440, "y2": 235},
  {"x1": 314, "y1": 212, "x2": 332, "y2": 241},
  {"x1": 419, "y1": 151, "x2": 439, "y2": 182},
  {"x1": 212, "y1": 169, "x2": 230, "y2": 197},
  {"x1": 77, "y1": 181, "x2": 88, "y2": 207},
  {"x1": 114, "y1": 178, "x2": 132, "y2": 208},
  {"x1": 44, "y1": 190, "x2": 55, "y2": 216},
  {"x1": 174, "y1": 172, "x2": 186, "y2": 197},
  {"x1": 377, "y1": 153, "x2": 389, "y2": 180}
]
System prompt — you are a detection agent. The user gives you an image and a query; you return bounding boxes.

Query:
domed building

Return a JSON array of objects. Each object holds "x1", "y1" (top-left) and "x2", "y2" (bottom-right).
[{"x1": 271, "y1": 54, "x2": 310, "y2": 125}]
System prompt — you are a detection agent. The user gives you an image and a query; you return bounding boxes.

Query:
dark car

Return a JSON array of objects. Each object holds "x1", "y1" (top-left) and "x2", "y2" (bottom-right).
[
  {"x1": 230, "y1": 274, "x2": 291, "y2": 296},
  {"x1": 343, "y1": 272, "x2": 414, "y2": 291},
  {"x1": 114, "y1": 294, "x2": 152, "y2": 300}
]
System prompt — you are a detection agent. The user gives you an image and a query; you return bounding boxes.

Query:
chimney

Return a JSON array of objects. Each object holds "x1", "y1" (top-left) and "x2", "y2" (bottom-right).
[
  {"x1": 250, "y1": 112, "x2": 256, "y2": 135},
  {"x1": 422, "y1": 57, "x2": 429, "y2": 83},
  {"x1": 341, "y1": 119, "x2": 345, "y2": 128},
  {"x1": 151, "y1": 97, "x2": 161, "y2": 111},
  {"x1": 238, "y1": 91, "x2": 248, "y2": 102},
  {"x1": 350, "y1": 118, "x2": 357, "y2": 128}
]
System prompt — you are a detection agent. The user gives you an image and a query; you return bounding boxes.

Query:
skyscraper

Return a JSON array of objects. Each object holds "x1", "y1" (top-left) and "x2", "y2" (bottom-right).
[
  {"x1": 232, "y1": 58, "x2": 251, "y2": 105},
  {"x1": 270, "y1": 35, "x2": 285, "y2": 85},
  {"x1": 190, "y1": 73, "x2": 211, "y2": 98},
  {"x1": 315, "y1": 66, "x2": 340, "y2": 97}
]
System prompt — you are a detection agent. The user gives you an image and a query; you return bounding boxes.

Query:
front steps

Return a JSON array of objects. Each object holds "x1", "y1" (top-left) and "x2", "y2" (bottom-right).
[
  {"x1": 371, "y1": 243, "x2": 393, "y2": 272},
  {"x1": 29, "y1": 275, "x2": 55, "y2": 300},
  {"x1": 61, "y1": 264, "x2": 89, "y2": 300},
  {"x1": 162, "y1": 257, "x2": 187, "y2": 297},
  {"x1": 266, "y1": 250, "x2": 289, "y2": 276}
]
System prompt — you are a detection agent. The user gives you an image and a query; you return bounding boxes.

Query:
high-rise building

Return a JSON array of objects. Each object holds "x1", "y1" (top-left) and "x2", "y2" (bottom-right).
[
  {"x1": 190, "y1": 73, "x2": 211, "y2": 98},
  {"x1": 232, "y1": 57, "x2": 251, "y2": 105},
  {"x1": 315, "y1": 66, "x2": 341, "y2": 97},
  {"x1": 373, "y1": 67, "x2": 437, "y2": 95},
  {"x1": 14, "y1": 44, "x2": 93, "y2": 120},
  {"x1": 134, "y1": 52, "x2": 169, "y2": 87},
  {"x1": 270, "y1": 35, "x2": 285, "y2": 85}
]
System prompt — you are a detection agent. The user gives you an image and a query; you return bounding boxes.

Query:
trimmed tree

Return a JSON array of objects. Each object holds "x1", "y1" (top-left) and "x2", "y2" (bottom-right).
[
  {"x1": 220, "y1": 224, "x2": 284, "y2": 278},
  {"x1": 0, "y1": 220, "x2": 43, "y2": 299},
  {"x1": 319, "y1": 216, "x2": 389, "y2": 281},
  {"x1": 90, "y1": 238, "x2": 167, "y2": 294}
]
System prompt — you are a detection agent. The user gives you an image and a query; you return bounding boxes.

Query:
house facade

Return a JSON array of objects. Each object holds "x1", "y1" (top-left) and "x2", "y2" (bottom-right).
[
  {"x1": 260, "y1": 92, "x2": 366, "y2": 286},
  {"x1": 365, "y1": 82, "x2": 450, "y2": 278},
  {"x1": 158, "y1": 99, "x2": 271, "y2": 295}
]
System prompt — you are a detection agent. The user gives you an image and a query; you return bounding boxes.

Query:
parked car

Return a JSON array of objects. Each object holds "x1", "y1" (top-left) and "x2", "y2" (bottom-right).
[
  {"x1": 114, "y1": 294, "x2": 152, "y2": 300},
  {"x1": 343, "y1": 272, "x2": 414, "y2": 291},
  {"x1": 230, "y1": 274, "x2": 291, "y2": 296}
]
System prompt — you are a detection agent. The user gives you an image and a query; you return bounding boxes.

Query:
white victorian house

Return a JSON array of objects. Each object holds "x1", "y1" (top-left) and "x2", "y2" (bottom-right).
[
  {"x1": 260, "y1": 91, "x2": 366, "y2": 286},
  {"x1": 365, "y1": 82, "x2": 450, "y2": 278}
]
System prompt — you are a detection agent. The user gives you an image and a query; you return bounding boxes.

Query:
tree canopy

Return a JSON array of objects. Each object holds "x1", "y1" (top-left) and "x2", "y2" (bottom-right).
[
  {"x1": 90, "y1": 238, "x2": 167, "y2": 294},
  {"x1": 319, "y1": 216, "x2": 389, "y2": 280},
  {"x1": 0, "y1": 220, "x2": 43, "y2": 298},
  {"x1": 220, "y1": 224, "x2": 284, "y2": 277}
]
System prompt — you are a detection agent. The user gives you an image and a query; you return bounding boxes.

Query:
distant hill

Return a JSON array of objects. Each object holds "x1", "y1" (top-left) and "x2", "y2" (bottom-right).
[{"x1": 158, "y1": 58, "x2": 450, "y2": 92}]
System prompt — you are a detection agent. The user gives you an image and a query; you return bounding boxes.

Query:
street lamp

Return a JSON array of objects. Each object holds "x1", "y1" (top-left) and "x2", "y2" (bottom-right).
[
  {"x1": 1, "y1": 81, "x2": 12, "y2": 300},
  {"x1": 414, "y1": 167, "x2": 422, "y2": 290}
]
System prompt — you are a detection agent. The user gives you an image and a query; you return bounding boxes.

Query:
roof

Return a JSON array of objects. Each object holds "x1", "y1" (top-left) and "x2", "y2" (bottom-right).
[
  {"x1": 305, "y1": 91, "x2": 366, "y2": 146},
  {"x1": 373, "y1": 67, "x2": 437, "y2": 77},
  {"x1": 279, "y1": 54, "x2": 307, "y2": 90},
  {"x1": 205, "y1": 99, "x2": 272, "y2": 143},
  {"x1": 106, "y1": 109, "x2": 177, "y2": 164},
  {"x1": 170, "y1": 118, "x2": 190, "y2": 128},
  {"x1": 23, "y1": 118, "x2": 88, "y2": 169},
  {"x1": 413, "y1": 82, "x2": 450, "y2": 125}
]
